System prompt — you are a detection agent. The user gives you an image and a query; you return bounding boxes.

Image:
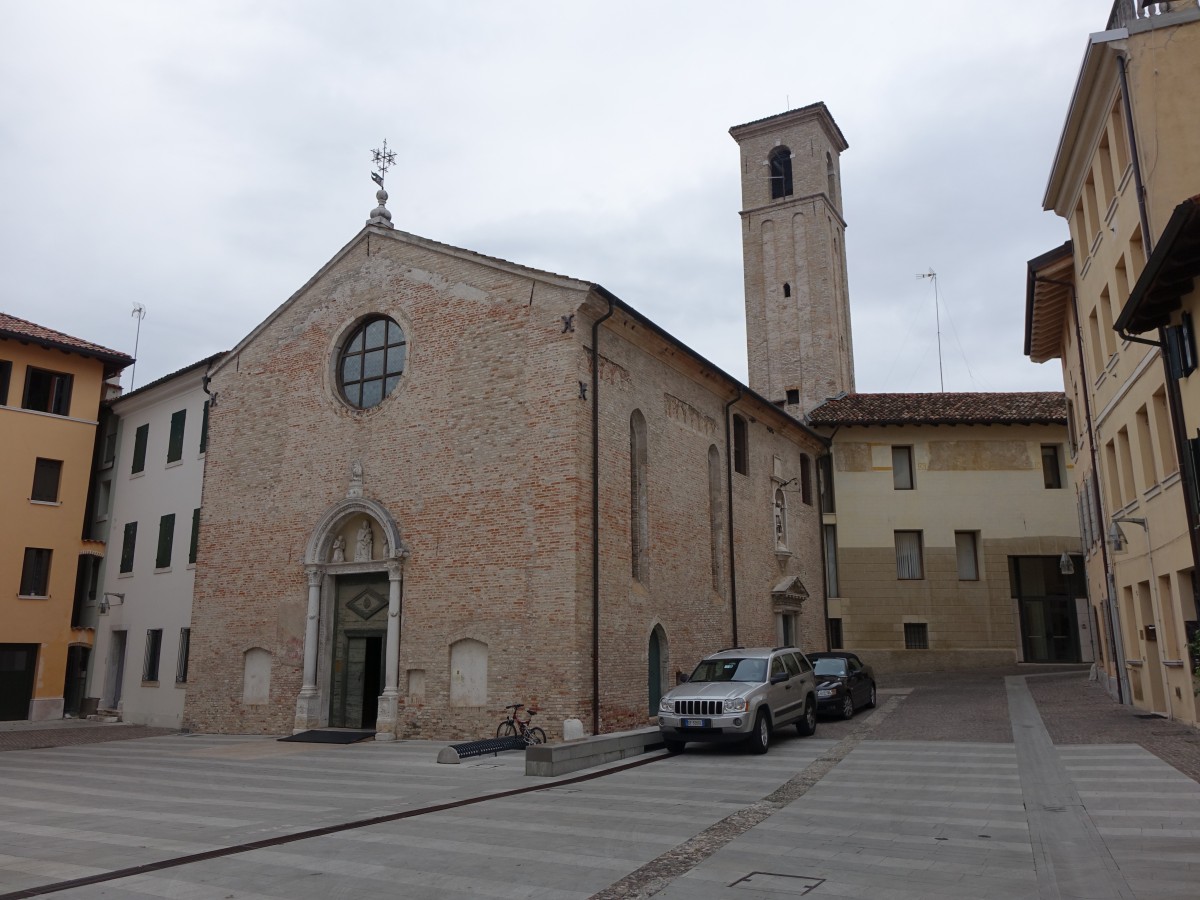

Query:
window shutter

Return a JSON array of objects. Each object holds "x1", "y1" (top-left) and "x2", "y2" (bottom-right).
[{"x1": 157, "y1": 514, "x2": 175, "y2": 569}]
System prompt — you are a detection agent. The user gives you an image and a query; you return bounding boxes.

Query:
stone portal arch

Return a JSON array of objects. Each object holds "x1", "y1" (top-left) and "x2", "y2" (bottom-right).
[{"x1": 295, "y1": 496, "x2": 409, "y2": 741}]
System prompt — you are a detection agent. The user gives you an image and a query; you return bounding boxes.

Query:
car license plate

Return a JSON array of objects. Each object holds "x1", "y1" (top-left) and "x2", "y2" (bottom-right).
[{"x1": 681, "y1": 718, "x2": 709, "y2": 728}]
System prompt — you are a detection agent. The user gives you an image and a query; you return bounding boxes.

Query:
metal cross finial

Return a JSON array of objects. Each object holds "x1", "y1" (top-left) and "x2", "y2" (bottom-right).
[{"x1": 371, "y1": 139, "x2": 396, "y2": 188}]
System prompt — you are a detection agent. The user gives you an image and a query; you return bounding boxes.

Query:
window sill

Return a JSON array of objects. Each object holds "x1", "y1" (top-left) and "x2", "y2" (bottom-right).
[
  {"x1": 130, "y1": 471, "x2": 145, "y2": 480},
  {"x1": 17, "y1": 593, "x2": 50, "y2": 600},
  {"x1": 29, "y1": 499, "x2": 62, "y2": 507},
  {"x1": 118, "y1": 571, "x2": 133, "y2": 579},
  {"x1": 187, "y1": 563, "x2": 196, "y2": 570},
  {"x1": 174, "y1": 680, "x2": 188, "y2": 688},
  {"x1": 165, "y1": 460, "x2": 183, "y2": 469},
  {"x1": 141, "y1": 681, "x2": 160, "y2": 687},
  {"x1": 154, "y1": 567, "x2": 172, "y2": 574}
]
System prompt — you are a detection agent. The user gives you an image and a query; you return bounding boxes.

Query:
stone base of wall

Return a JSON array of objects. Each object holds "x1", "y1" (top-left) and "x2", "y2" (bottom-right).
[
  {"x1": 863, "y1": 649, "x2": 1017, "y2": 676},
  {"x1": 28, "y1": 697, "x2": 65, "y2": 721}
]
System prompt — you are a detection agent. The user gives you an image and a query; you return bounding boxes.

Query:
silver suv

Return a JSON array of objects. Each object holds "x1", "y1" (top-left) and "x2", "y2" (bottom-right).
[{"x1": 657, "y1": 647, "x2": 818, "y2": 754}]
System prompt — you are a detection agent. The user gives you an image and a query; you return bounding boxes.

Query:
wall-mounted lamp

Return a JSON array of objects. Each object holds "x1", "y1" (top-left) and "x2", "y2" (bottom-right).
[
  {"x1": 1108, "y1": 516, "x2": 1146, "y2": 552},
  {"x1": 99, "y1": 592, "x2": 125, "y2": 615},
  {"x1": 1058, "y1": 552, "x2": 1075, "y2": 576}
]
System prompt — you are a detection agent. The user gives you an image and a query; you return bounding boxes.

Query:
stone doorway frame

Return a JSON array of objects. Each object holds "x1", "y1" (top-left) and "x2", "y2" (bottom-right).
[{"x1": 294, "y1": 496, "x2": 408, "y2": 740}]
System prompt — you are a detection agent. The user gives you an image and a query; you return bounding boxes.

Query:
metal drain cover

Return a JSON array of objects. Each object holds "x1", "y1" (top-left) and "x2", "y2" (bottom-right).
[{"x1": 729, "y1": 872, "x2": 825, "y2": 894}]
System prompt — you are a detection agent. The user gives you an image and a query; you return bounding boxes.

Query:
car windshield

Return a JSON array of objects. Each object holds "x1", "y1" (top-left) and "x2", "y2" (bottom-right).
[
  {"x1": 813, "y1": 658, "x2": 848, "y2": 677},
  {"x1": 689, "y1": 657, "x2": 767, "y2": 683}
]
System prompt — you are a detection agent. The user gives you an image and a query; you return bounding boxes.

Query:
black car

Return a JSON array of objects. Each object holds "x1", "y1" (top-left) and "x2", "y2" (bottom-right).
[{"x1": 809, "y1": 651, "x2": 876, "y2": 719}]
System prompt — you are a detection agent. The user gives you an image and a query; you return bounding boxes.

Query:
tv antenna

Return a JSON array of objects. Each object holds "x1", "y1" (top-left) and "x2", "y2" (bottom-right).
[
  {"x1": 916, "y1": 269, "x2": 944, "y2": 392},
  {"x1": 130, "y1": 303, "x2": 146, "y2": 389}
]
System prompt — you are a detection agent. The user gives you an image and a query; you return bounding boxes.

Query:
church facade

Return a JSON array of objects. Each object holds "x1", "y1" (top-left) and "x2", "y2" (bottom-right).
[{"x1": 183, "y1": 116, "x2": 841, "y2": 740}]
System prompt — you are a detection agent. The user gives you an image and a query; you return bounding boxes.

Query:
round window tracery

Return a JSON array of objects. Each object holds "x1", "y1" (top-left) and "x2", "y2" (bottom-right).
[{"x1": 338, "y1": 316, "x2": 407, "y2": 409}]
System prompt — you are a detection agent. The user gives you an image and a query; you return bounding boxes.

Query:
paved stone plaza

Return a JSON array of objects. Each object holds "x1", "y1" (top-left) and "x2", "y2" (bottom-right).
[{"x1": 1, "y1": 669, "x2": 1197, "y2": 899}]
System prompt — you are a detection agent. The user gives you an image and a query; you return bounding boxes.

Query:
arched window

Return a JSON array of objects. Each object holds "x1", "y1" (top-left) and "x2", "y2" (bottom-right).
[
  {"x1": 774, "y1": 487, "x2": 788, "y2": 550},
  {"x1": 826, "y1": 151, "x2": 837, "y2": 204},
  {"x1": 769, "y1": 147, "x2": 793, "y2": 199},
  {"x1": 733, "y1": 415, "x2": 748, "y2": 475},
  {"x1": 800, "y1": 454, "x2": 813, "y2": 505},
  {"x1": 630, "y1": 410, "x2": 649, "y2": 582},
  {"x1": 708, "y1": 445, "x2": 724, "y2": 593},
  {"x1": 338, "y1": 316, "x2": 407, "y2": 410},
  {"x1": 783, "y1": 282, "x2": 791, "y2": 298}
]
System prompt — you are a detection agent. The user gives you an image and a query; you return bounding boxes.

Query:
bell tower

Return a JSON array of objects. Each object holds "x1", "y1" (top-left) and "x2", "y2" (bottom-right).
[{"x1": 730, "y1": 103, "x2": 854, "y2": 417}]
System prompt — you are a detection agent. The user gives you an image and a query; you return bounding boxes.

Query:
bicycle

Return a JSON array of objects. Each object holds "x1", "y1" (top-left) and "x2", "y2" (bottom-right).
[{"x1": 496, "y1": 702, "x2": 546, "y2": 745}]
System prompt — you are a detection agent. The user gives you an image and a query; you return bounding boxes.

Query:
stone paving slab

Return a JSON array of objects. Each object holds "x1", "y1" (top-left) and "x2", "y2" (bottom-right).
[{"x1": 2, "y1": 670, "x2": 1198, "y2": 899}]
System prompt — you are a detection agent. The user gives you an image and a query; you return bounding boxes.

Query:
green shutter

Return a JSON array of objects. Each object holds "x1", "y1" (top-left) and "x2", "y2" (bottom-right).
[
  {"x1": 120, "y1": 522, "x2": 137, "y2": 573},
  {"x1": 167, "y1": 410, "x2": 186, "y2": 463},
  {"x1": 131, "y1": 424, "x2": 148, "y2": 474},
  {"x1": 189, "y1": 508, "x2": 200, "y2": 564},
  {"x1": 157, "y1": 514, "x2": 175, "y2": 569}
]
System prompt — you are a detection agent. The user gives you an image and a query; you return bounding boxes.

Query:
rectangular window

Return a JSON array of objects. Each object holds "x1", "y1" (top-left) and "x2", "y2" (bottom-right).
[
  {"x1": 1041, "y1": 445, "x2": 1063, "y2": 489},
  {"x1": 904, "y1": 622, "x2": 929, "y2": 650},
  {"x1": 22, "y1": 368, "x2": 73, "y2": 416},
  {"x1": 733, "y1": 415, "x2": 748, "y2": 475},
  {"x1": 199, "y1": 400, "x2": 210, "y2": 454},
  {"x1": 894, "y1": 530, "x2": 924, "y2": 579},
  {"x1": 143, "y1": 629, "x2": 162, "y2": 682},
  {"x1": 176, "y1": 628, "x2": 191, "y2": 683},
  {"x1": 955, "y1": 531, "x2": 979, "y2": 581},
  {"x1": 102, "y1": 423, "x2": 117, "y2": 467},
  {"x1": 189, "y1": 507, "x2": 201, "y2": 565},
  {"x1": 131, "y1": 423, "x2": 149, "y2": 474},
  {"x1": 892, "y1": 446, "x2": 914, "y2": 490},
  {"x1": 823, "y1": 524, "x2": 839, "y2": 597},
  {"x1": 167, "y1": 410, "x2": 186, "y2": 463},
  {"x1": 0, "y1": 359, "x2": 11, "y2": 405},
  {"x1": 120, "y1": 522, "x2": 137, "y2": 574},
  {"x1": 156, "y1": 514, "x2": 175, "y2": 569},
  {"x1": 31, "y1": 458, "x2": 63, "y2": 502},
  {"x1": 828, "y1": 617, "x2": 844, "y2": 650},
  {"x1": 19, "y1": 548, "x2": 52, "y2": 596},
  {"x1": 1065, "y1": 398, "x2": 1078, "y2": 457},
  {"x1": 800, "y1": 455, "x2": 812, "y2": 505}
]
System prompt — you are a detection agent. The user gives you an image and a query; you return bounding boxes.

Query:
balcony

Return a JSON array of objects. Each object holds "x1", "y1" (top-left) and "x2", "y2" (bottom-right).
[{"x1": 1108, "y1": 1, "x2": 1198, "y2": 30}]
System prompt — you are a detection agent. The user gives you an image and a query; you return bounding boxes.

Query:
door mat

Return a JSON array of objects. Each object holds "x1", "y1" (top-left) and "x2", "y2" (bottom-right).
[{"x1": 278, "y1": 729, "x2": 376, "y2": 744}]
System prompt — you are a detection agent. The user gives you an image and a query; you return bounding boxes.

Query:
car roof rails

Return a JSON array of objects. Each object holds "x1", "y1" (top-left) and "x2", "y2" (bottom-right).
[{"x1": 716, "y1": 646, "x2": 744, "y2": 653}]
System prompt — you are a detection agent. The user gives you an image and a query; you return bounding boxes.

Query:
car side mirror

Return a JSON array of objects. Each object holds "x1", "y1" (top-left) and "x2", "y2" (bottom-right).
[{"x1": 770, "y1": 672, "x2": 789, "y2": 684}]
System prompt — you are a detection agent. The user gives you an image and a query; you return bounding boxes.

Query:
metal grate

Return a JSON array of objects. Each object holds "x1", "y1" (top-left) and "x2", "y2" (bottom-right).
[{"x1": 673, "y1": 699, "x2": 723, "y2": 716}]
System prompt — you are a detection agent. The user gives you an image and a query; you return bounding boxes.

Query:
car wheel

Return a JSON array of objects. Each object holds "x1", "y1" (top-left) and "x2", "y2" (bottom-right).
[
  {"x1": 866, "y1": 682, "x2": 877, "y2": 709},
  {"x1": 795, "y1": 697, "x2": 817, "y2": 736},
  {"x1": 664, "y1": 739, "x2": 685, "y2": 754},
  {"x1": 748, "y1": 710, "x2": 770, "y2": 754},
  {"x1": 840, "y1": 693, "x2": 855, "y2": 720}
]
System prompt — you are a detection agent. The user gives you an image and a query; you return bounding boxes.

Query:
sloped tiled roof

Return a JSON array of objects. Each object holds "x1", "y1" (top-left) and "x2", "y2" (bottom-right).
[
  {"x1": 0, "y1": 311, "x2": 133, "y2": 367},
  {"x1": 112, "y1": 351, "x2": 226, "y2": 405},
  {"x1": 806, "y1": 392, "x2": 1067, "y2": 427}
]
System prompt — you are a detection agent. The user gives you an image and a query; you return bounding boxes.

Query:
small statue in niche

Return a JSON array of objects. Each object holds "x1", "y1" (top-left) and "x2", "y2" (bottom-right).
[
  {"x1": 348, "y1": 460, "x2": 364, "y2": 499},
  {"x1": 355, "y1": 520, "x2": 374, "y2": 562},
  {"x1": 330, "y1": 535, "x2": 346, "y2": 563}
]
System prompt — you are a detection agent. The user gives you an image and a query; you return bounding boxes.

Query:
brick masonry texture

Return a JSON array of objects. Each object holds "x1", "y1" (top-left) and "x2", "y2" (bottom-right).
[{"x1": 184, "y1": 227, "x2": 827, "y2": 741}]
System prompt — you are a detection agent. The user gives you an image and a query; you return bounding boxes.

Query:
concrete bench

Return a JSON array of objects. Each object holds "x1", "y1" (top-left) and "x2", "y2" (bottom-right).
[{"x1": 524, "y1": 726, "x2": 664, "y2": 777}]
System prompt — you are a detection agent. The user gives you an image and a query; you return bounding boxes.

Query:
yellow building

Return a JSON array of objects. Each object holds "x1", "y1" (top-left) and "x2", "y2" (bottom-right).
[
  {"x1": 0, "y1": 313, "x2": 131, "y2": 721},
  {"x1": 1025, "y1": 1, "x2": 1200, "y2": 722},
  {"x1": 807, "y1": 393, "x2": 1085, "y2": 673}
]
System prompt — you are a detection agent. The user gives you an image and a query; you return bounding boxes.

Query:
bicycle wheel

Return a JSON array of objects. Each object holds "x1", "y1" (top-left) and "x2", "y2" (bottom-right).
[
  {"x1": 527, "y1": 726, "x2": 547, "y2": 745},
  {"x1": 497, "y1": 721, "x2": 517, "y2": 739}
]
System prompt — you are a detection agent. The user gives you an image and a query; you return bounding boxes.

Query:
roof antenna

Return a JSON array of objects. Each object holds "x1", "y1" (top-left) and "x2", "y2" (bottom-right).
[
  {"x1": 130, "y1": 303, "x2": 146, "y2": 390},
  {"x1": 916, "y1": 270, "x2": 944, "y2": 392}
]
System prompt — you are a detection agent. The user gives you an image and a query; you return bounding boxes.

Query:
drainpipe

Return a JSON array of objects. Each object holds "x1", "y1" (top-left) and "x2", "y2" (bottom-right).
[
  {"x1": 1037, "y1": 274, "x2": 1127, "y2": 704},
  {"x1": 590, "y1": 294, "x2": 614, "y2": 736},
  {"x1": 724, "y1": 391, "x2": 742, "y2": 646}
]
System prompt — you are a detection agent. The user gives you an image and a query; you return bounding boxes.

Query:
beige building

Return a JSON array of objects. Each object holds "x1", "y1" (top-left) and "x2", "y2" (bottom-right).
[
  {"x1": 1026, "y1": 0, "x2": 1200, "y2": 722},
  {"x1": 184, "y1": 159, "x2": 830, "y2": 741},
  {"x1": 806, "y1": 393, "x2": 1086, "y2": 673},
  {"x1": 0, "y1": 313, "x2": 131, "y2": 721}
]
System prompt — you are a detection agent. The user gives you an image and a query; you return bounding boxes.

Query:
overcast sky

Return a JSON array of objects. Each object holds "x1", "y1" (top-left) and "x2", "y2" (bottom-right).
[{"x1": 1, "y1": 2, "x2": 1110, "y2": 395}]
